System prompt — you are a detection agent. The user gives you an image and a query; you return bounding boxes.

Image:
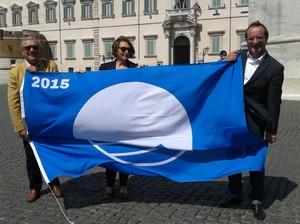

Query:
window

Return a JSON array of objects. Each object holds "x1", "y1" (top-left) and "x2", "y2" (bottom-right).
[
  {"x1": 212, "y1": 0, "x2": 221, "y2": 8},
  {"x1": 64, "y1": 6, "x2": 74, "y2": 21},
  {"x1": 46, "y1": 7, "x2": 56, "y2": 22},
  {"x1": 11, "y1": 4, "x2": 22, "y2": 26},
  {"x1": 81, "y1": 0, "x2": 93, "y2": 20},
  {"x1": 48, "y1": 41, "x2": 57, "y2": 59},
  {"x1": 209, "y1": 32, "x2": 224, "y2": 54},
  {"x1": 174, "y1": 0, "x2": 191, "y2": 9},
  {"x1": 62, "y1": 0, "x2": 75, "y2": 21},
  {"x1": 82, "y1": 39, "x2": 93, "y2": 58},
  {"x1": 27, "y1": 2, "x2": 39, "y2": 25},
  {"x1": 122, "y1": 0, "x2": 135, "y2": 16},
  {"x1": 44, "y1": 0, "x2": 57, "y2": 23},
  {"x1": 103, "y1": 38, "x2": 114, "y2": 58},
  {"x1": 236, "y1": 0, "x2": 249, "y2": 7},
  {"x1": 240, "y1": 0, "x2": 249, "y2": 5},
  {"x1": 65, "y1": 40, "x2": 75, "y2": 59},
  {"x1": 12, "y1": 11, "x2": 22, "y2": 26},
  {"x1": 85, "y1": 67, "x2": 91, "y2": 71},
  {"x1": 144, "y1": 0, "x2": 157, "y2": 15},
  {"x1": 68, "y1": 67, "x2": 74, "y2": 72},
  {"x1": 10, "y1": 59, "x2": 16, "y2": 65},
  {"x1": 28, "y1": 9, "x2": 38, "y2": 24},
  {"x1": 102, "y1": 0, "x2": 114, "y2": 18},
  {"x1": 144, "y1": 35, "x2": 157, "y2": 57},
  {"x1": 236, "y1": 30, "x2": 246, "y2": 49},
  {"x1": 0, "y1": 7, "x2": 7, "y2": 27}
]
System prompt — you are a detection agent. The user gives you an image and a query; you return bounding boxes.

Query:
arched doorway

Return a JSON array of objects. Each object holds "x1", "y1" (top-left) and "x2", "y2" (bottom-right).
[{"x1": 173, "y1": 36, "x2": 190, "y2": 65}]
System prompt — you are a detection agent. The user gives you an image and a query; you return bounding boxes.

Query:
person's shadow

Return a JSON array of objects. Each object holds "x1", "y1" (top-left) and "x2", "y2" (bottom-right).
[{"x1": 41, "y1": 170, "x2": 297, "y2": 209}]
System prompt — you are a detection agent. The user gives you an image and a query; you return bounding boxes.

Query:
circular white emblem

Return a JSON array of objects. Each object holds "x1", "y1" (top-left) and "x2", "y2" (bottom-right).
[{"x1": 73, "y1": 82, "x2": 193, "y2": 166}]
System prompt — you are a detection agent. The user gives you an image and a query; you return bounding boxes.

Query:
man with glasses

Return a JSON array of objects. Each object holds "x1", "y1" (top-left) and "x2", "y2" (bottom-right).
[
  {"x1": 220, "y1": 21, "x2": 284, "y2": 221},
  {"x1": 7, "y1": 36, "x2": 63, "y2": 203}
]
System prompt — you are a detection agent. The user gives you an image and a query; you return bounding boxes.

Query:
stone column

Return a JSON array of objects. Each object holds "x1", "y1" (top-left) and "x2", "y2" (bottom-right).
[
  {"x1": 164, "y1": 30, "x2": 173, "y2": 65},
  {"x1": 190, "y1": 31, "x2": 195, "y2": 64},
  {"x1": 249, "y1": 0, "x2": 300, "y2": 78}
]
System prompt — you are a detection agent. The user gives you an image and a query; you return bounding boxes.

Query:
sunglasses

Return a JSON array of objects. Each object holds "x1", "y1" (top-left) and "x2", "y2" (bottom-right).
[
  {"x1": 22, "y1": 45, "x2": 39, "y2": 51},
  {"x1": 118, "y1": 47, "x2": 131, "y2": 53}
]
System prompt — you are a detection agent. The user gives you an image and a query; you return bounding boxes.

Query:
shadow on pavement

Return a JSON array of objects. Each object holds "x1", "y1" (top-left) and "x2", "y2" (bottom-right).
[
  {"x1": 263, "y1": 175, "x2": 298, "y2": 208},
  {"x1": 53, "y1": 171, "x2": 297, "y2": 210}
]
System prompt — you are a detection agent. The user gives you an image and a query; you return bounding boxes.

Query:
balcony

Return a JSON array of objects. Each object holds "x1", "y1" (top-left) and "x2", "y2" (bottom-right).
[{"x1": 165, "y1": 6, "x2": 200, "y2": 25}]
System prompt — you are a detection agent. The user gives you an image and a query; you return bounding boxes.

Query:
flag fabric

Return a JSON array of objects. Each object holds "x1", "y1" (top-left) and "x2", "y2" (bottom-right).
[{"x1": 21, "y1": 56, "x2": 267, "y2": 183}]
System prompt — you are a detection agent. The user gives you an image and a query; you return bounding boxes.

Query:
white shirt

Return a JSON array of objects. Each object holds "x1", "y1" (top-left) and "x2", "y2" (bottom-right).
[
  {"x1": 244, "y1": 52, "x2": 266, "y2": 85},
  {"x1": 25, "y1": 60, "x2": 40, "y2": 71},
  {"x1": 25, "y1": 60, "x2": 31, "y2": 68}
]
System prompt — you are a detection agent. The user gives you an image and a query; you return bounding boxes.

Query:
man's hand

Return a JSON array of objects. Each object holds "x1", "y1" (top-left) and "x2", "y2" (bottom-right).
[
  {"x1": 225, "y1": 51, "x2": 239, "y2": 61},
  {"x1": 265, "y1": 131, "x2": 277, "y2": 144},
  {"x1": 19, "y1": 129, "x2": 31, "y2": 141},
  {"x1": 27, "y1": 65, "x2": 38, "y2": 73}
]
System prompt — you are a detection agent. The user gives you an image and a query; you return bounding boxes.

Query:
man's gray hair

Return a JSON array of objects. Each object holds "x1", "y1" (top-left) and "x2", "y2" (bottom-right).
[{"x1": 21, "y1": 35, "x2": 41, "y2": 48}]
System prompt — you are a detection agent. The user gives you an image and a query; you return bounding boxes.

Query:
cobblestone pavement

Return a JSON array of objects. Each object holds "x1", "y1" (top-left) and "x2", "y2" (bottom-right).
[{"x1": 0, "y1": 84, "x2": 299, "y2": 224}]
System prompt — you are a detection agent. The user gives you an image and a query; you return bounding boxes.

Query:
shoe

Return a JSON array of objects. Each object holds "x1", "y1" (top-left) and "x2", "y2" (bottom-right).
[
  {"x1": 251, "y1": 203, "x2": 266, "y2": 220},
  {"x1": 219, "y1": 196, "x2": 242, "y2": 208},
  {"x1": 51, "y1": 185, "x2": 63, "y2": 198},
  {"x1": 119, "y1": 186, "x2": 128, "y2": 199},
  {"x1": 104, "y1": 187, "x2": 113, "y2": 200},
  {"x1": 26, "y1": 189, "x2": 40, "y2": 203}
]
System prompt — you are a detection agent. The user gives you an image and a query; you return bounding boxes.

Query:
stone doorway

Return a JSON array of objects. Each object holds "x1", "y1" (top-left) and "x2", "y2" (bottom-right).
[{"x1": 173, "y1": 36, "x2": 190, "y2": 65}]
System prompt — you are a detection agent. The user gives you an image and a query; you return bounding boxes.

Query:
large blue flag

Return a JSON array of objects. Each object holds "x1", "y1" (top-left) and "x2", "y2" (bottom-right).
[{"x1": 21, "y1": 56, "x2": 267, "y2": 183}]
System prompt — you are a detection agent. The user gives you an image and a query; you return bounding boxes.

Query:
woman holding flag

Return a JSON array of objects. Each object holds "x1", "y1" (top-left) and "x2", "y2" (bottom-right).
[{"x1": 99, "y1": 36, "x2": 138, "y2": 199}]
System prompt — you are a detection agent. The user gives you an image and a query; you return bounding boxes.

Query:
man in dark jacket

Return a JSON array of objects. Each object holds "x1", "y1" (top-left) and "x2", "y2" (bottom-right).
[{"x1": 220, "y1": 21, "x2": 284, "y2": 220}]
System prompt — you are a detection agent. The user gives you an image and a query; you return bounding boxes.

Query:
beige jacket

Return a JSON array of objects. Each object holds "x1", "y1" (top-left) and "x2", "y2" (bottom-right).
[{"x1": 7, "y1": 60, "x2": 58, "y2": 133}]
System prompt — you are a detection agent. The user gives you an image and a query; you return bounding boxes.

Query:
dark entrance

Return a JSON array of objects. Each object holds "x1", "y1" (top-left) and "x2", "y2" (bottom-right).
[{"x1": 173, "y1": 36, "x2": 190, "y2": 65}]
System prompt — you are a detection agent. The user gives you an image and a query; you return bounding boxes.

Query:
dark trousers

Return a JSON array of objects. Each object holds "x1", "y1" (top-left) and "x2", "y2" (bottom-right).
[
  {"x1": 23, "y1": 140, "x2": 59, "y2": 191},
  {"x1": 106, "y1": 168, "x2": 128, "y2": 187},
  {"x1": 230, "y1": 108, "x2": 266, "y2": 201},
  {"x1": 228, "y1": 170, "x2": 265, "y2": 201}
]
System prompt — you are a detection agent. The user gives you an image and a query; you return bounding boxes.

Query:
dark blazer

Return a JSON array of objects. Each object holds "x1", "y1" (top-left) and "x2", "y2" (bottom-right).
[
  {"x1": 99, "y1": 60, "x2": 138, "y2": 71},
  {"x1": 240, "y1": 50, "x2": 284, "y2": 138}
]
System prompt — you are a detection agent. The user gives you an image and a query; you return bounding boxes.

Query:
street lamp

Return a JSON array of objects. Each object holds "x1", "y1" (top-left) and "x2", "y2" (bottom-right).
[{"x1": 202, "y1": 47, "x2": 209, "y2": 63}]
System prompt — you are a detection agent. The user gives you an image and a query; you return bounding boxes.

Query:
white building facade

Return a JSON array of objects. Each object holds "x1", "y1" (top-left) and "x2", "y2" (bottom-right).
[{"x1": 0, "y1": 0, "x2": 249, "y2": 72}]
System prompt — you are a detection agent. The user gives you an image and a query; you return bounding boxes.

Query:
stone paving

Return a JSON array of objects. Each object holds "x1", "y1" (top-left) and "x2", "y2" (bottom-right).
[{"x1": 0, "y1": 84, "x2": 299, "y2": 224}]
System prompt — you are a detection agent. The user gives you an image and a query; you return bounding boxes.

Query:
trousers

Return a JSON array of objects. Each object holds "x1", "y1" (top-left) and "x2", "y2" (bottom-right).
[
  {"x1": 23, "y1": 140, "x2": 59, "y2": 190},
  {"x1": 105, "y1": 168, "x2": 128, "y2": 187}
]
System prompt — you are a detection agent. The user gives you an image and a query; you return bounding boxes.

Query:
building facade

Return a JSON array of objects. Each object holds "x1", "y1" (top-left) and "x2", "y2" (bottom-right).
[{"x1": 0, "y1": 0, "x2": 249, "y2": 72}]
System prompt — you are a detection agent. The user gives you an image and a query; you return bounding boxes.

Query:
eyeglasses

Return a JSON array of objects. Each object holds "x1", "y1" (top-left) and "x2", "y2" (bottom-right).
[
  {"x1": 22, "y1": 45, "x2": 39, "y2": 51},
  {"x1": 118, "y1": 47, "x2": 131, "y2": 53}
]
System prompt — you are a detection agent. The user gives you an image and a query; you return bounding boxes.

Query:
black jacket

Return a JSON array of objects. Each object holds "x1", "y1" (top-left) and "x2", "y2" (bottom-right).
[
  {"x1": 241, "y1": 50, "x2": 284, "y2": 137},
  {"x1": 99, "y1": 60, "x2": 138, "y2": 71}
]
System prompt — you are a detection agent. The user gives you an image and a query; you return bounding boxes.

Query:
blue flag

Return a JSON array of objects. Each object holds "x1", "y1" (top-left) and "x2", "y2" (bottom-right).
[{"x1": 22, "y1": 56, "x2": 267, "y2": 183}]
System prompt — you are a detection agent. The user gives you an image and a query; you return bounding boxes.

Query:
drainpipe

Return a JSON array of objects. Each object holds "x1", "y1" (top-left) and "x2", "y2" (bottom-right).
[
  {"x1": 58, "y1": 0, "x2": 62, "y2": 66},
  {"x1": 229, "y1": 0, "x2": 232, "y2": 51},
  {"x1": 137, "y1": 0, "x2": 140, "y2": 60}
]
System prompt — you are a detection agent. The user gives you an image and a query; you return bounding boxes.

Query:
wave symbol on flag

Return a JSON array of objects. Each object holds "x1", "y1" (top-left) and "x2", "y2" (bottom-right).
[{"x1": 90, "y1": 141, "x2": 186, "y2": 166}]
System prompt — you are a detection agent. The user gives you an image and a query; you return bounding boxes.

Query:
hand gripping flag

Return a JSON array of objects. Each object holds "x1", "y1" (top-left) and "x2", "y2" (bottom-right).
[{"x1": 21, "y1": 56, "x2": 267, "y2": 183}]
